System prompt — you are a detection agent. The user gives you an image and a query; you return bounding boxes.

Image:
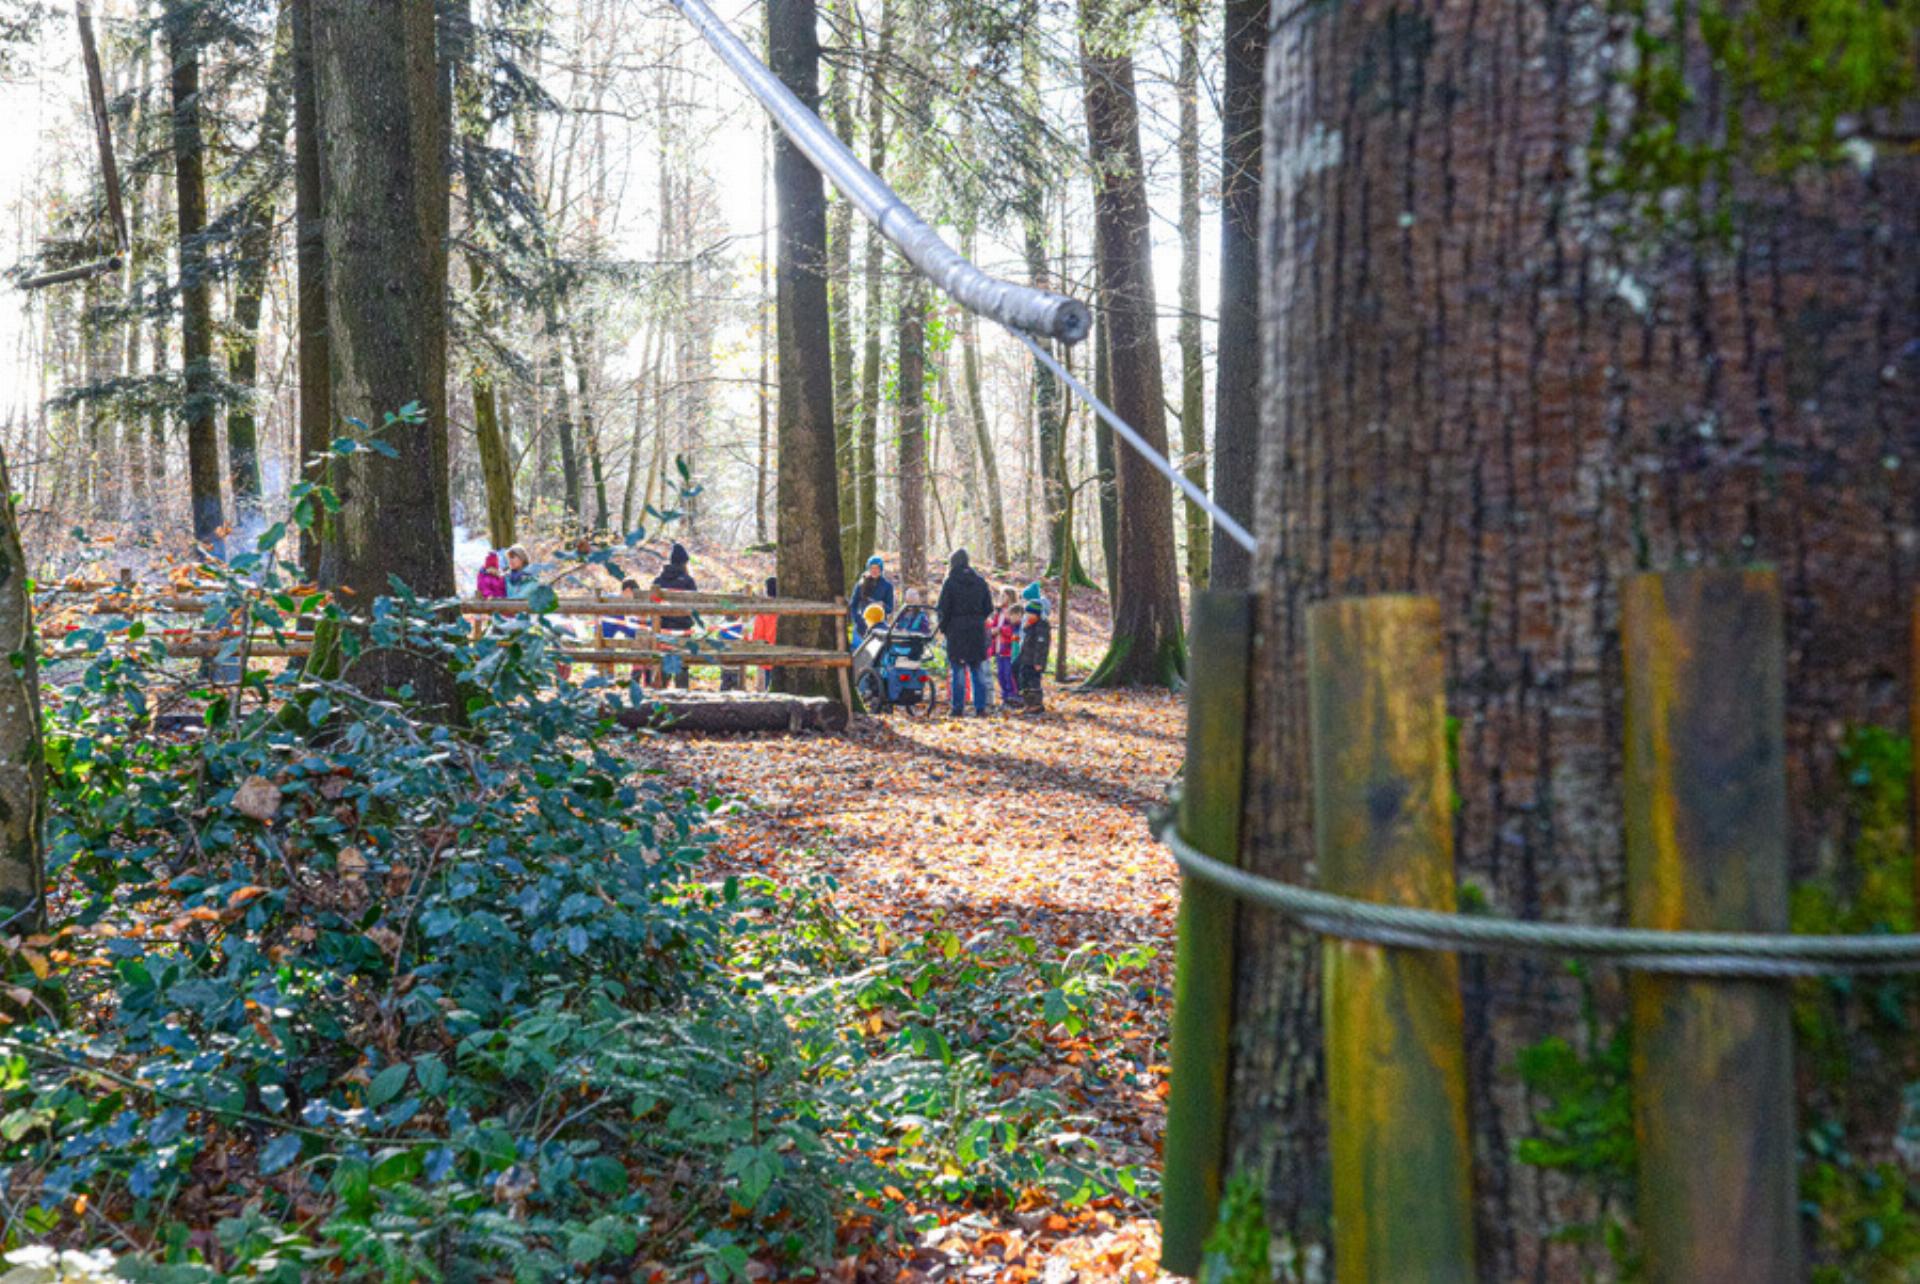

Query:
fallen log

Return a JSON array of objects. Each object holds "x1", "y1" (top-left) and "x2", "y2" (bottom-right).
[{"x1": 610, "y1": 692, "x2": 849, "y2": 734}]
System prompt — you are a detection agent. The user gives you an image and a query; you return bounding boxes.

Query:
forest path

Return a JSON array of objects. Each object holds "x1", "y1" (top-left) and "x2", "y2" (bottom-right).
[{"x1": 645, "y1": 689, "x2": 1188, "y2": 1281}]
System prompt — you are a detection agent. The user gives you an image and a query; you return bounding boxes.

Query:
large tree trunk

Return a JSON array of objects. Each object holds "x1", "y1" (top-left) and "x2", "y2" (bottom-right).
[
  {"x1": 853, "y1": 0, "x2": 891, "y2": 567},
  {"x1": 291, "y1": 0, "x2": 330, "y2": 579},
  {"x1": 1207, "y1": 0, "x2": 1262, "y2": 591},
  {"x1": 1230, "y1": 2, "x2": 1920, "y2": 1277},
  {"x1": 1174, "y1": 1, "x2": 1208, "y2": 593},
  {"x1": 828, "y1": 47, "x2": 859, "y2": 576},
  {"x1": 756, "y1": 137, "x2": 772, "y2": 546},
  {"x1": 1079, "y1": 18, "x2": 1183, "y2": 688},
  {"x1": 896, "y1": 281, "x2": 928, "y2": 586},
  {"x1": 310, "y1": 0, "x2": 453, "y2": 603},
  {"x1": 768, "y1": 0, "x2": 847, "y2": 699},
  {"x1": 0, "y1": 447, "x2": 44, "y2": 935},
  {"x1": 226, "y1": 17, "x2": 292, "y2": 521},
  {"x1": 166, "y1": 2, "x2": 223, "y2": 548}
]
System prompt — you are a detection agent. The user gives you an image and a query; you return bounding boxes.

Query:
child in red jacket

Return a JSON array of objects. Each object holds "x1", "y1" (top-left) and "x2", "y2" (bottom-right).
[{"x1": 988, "y1": 588, "x2": 1020, "y2": 707}]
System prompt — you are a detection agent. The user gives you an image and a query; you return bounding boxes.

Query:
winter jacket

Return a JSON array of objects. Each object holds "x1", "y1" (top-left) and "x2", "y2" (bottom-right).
[
  {"x1": 987, "y1": 610, "x2": 1019, "y2": 659},
  {"x1": 650, "y1": 543, "x2": 698, "y2": 629},
  {"x1": 477, "y1": 554, "x2": 508, "y2": 600},
  {"x1": 1018, "y1": 615, "x2": 1051, "y2": 675},
  {"x1": 935, "y1": 551, "x2": 995, "y2": 665},
  {"x1": 848, "y1": 574, "x2": 895, "y2": 638}
]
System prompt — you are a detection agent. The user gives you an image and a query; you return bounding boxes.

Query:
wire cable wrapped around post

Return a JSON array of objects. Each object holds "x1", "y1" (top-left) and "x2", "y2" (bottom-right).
[{"x1": 667, "y1": 0, "x2": 1091, "y2": 345}]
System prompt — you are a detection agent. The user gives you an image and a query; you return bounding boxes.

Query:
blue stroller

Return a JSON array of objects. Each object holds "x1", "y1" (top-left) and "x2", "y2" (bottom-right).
[{"x1": 851, "y1": 608, "x2": 937, "y2": 714}]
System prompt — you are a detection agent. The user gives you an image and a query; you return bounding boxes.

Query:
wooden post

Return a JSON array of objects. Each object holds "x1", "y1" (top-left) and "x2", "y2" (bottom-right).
[
  {"x1": 1159, "y1": 591, "x2": 1252, "y2": 1274},
  {"x1": 1308, "y1": 595, "x2": 1475, "y2": 1283},
  {"x1": 1911, "y1": 591, "x2": 1918, "y2": 920},
  {"x1": 1622, "y1": 568, "x2": 1799, "y2": 1283}
]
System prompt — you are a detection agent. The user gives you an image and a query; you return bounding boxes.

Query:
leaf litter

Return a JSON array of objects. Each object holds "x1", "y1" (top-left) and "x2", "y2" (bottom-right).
[{"x1": 639, "y1": 689, "x2": 1188, "y2": 1282}]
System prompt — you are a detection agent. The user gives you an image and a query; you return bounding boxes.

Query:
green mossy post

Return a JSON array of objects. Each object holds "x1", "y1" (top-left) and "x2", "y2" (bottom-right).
[
  {"x1": 1159, "y1": 591, "x2": 1252, "y2": 1274},
  {"x1": 1622, "y1": 569, "x2": 1799, "y2": 1283},
  {"x1": 1911, "y1": 591, "x2": 1918, "y2": 919},
  {"x1": 1307, "y1": 595, "x2": 1475, "y2": 1283}
]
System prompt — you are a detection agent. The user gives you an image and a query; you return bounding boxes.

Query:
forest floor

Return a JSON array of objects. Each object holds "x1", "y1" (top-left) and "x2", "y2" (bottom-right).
[{"x1": 643, "y1": 687, "x2": 1188, "y2": 1283}]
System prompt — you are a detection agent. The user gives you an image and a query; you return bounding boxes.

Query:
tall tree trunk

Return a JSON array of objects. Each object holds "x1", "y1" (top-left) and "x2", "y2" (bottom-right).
[
  {"x1": 1079, "y1": 7, "x2": 1183, "y2": 687},
  {"x1": 828, "y1": 46, "x2": 859, "y2": 575},
  {"x1": 544, "y1": 308, "x2": 582, "y2": 528},
  {"x1": 1207, "y1": 0, "x2": 1262, "y2": 591},
  {"x1": 1022, "y1": 25, "x2": 1078, "y2": 583},
  {"x1": 940, "y1": 366, "x2": 985, "y2": 559},
  {"x1": 757, "y1": 135, "x2": 772, "y2": 546},
  {"x1": 1174, "y1": 1, "x2": 1207, "y2": 591},
  {"x1": 853, "y1": 0, "x2": 891, "y2": 566},
  {"x1": 120, "y1": 30, "x2": 152, "y2": 518},
  {"x1": 292, "y1": 0, "x2": 329, "y2": 579},
  {"x1": 768, "y1": 0, "x2": 847, "y2": 696},
  {"x1": 1091, "y1": 307, "x2": 1119, "y2": 593},
  {"x1": 568, "y1": 319, "x2": 611, "y2": 532},
  {"x1": 468, "y1": 259, "x2": 515, "y2": 548},
  {"x1": 310, "y1": 0, "x2": 453, "y2": 602},
  {"x1": 896, "y1": 280, "x2": 928, "y2": 586},
  {"x1": 166, "y1": 2, "x2": 223, "y2": 547},
  {"x1": 959, "y1": 275, "x2": 1009, "y2": 567},
  {"x1": 0, "y1": 448, "x2": 44, "y2": 935},
  {"x1": 1230, "y1": 2, "x2": 1920, "y2": 1277},
  {"x1": 227, "y1": 17, "x2": 293, "y2": 520}
]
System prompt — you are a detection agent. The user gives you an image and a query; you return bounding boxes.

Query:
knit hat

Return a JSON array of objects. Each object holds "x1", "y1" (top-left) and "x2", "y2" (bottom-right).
[
  {"x1": 668, "y1": 542, "x2": 690, "y2": 567},
  {"x1": 866, "y1": 555, "x2": 884, "y2": 570},
  {"x1": 863, "y1": 603, "x2": 886, "y2": 626},
  {"x1": 1024, "y1": 600, "x2": 1044, "y2": 616}
]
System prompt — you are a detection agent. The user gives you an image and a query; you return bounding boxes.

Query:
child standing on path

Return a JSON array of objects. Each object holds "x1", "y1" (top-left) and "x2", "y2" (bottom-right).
[
  {"x1": 1016, "y1": 601, "x2": 1050, "y2": 712},
  {"x1": 989, "y1": 588, "x2": 1021, "y2": 707}
]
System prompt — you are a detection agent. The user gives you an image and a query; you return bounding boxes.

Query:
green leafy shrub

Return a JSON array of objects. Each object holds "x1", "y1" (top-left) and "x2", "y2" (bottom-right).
[{"x1": 3, "y1": 503, "x2": 1152, "y2": 1279}]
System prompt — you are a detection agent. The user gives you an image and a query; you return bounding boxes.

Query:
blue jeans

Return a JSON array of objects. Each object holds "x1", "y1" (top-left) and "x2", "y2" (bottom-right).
[{"x1": 949, "y1": 657, "x2": 989, "y2": 714}]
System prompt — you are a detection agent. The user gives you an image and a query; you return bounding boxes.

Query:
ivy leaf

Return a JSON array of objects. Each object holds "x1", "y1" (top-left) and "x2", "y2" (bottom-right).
[
  {"x1": 367, "y1": 1062, "x2": 411, "y2": 1108},
  {"x1": 259, "y1": 1132, "x2": 303, "y2": 1175},
  {"x1": 526, "y1": 584, "x2": 559, "y2": 615},
  {"x1": 415, "y1": 1054, "x2": 448, "y2": 1096}
]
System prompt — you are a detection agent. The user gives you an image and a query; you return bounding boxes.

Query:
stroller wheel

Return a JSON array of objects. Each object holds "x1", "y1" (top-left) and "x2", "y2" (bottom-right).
[{"x1": 856, "y1": 671, "x2": 886, "y2": 713}]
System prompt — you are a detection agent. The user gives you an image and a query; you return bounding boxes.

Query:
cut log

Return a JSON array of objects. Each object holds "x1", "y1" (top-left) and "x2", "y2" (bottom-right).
[{"x1": 611, "y1": 692, "x2": 849, "y2": 734}]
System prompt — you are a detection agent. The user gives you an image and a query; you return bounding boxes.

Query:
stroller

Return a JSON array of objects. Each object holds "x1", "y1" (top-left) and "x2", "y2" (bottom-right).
[{"x1": 851, "y1": 607, "x2": 937, "y2": 715}]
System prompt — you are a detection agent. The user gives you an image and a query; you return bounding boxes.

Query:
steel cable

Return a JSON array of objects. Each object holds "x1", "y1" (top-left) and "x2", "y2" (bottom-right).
[{"x1": 1157, "y1": 821, "x2": 1920, "y2": 978}]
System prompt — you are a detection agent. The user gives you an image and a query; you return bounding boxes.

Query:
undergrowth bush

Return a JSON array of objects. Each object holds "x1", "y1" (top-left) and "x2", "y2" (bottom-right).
[{"x1": 1, "y1": 513, "x2": 1153, "y2": 1280}]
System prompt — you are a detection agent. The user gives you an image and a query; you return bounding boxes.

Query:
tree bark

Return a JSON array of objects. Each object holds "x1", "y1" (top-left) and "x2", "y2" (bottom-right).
[
  {"x1": 1207, "y1": 0, "x2": 1262, "y2": 591},
  {"x1": 960, "y1": 283, "x2": 1009, "y2": 567},
  {"x1": 1021, "y1": 28, "x2": 1080, "y2": 584},
  {"x1": 310, "y1": 0, "x2": 453, "y2": 603},
  {"x1": 568, "y1": 317, "x2": 611, "y2": 533},
  {"x1": 544, "y1": 307, "x2": 583, "y2": 528},
  {"x1": 292, "y1": 0, "x2": 329, "y2": 579},
  {"x1": 853, "y1": 0, "x2": 891, "y2": 566},
  {"x1": 896, "y1": 280, "x2": 928, "y2": 586},
  {"x1": 828, "y1": 44, "x2": 859, "y2": 575},
  {"x1": 1231, "y1": 2, "x2": 1920, "y2": 1276},
  {"x1": 166, "y1": 2, "x2": 223, "y2": 547},
  {"x1": 1175, "y1": 1, "x2": 1208, "y2": 592},
  {"x1": 0, "y1": 446, "x2": 45, "y2": 935},
  {"x1": 1079, "y1": 6, "x2": 1184, "y2": 687},
  {"x1": 769, "y1": 0, "x2": 848, "y2": 698},
  {"x1": 1090, "y1": 255, "x2": 1119, "y2": 591},
  {"x1": 226, "y1": 15, "x2": 292, "y2": 520}
]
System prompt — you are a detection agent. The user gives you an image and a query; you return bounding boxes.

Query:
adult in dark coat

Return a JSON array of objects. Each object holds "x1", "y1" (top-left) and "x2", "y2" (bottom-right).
[
  {"x1": 650, "y1": 542, "x2": 698, "y2": 689},
  {"x1": 935, "y1": 548, "x2": 995, "y2": 715}
]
